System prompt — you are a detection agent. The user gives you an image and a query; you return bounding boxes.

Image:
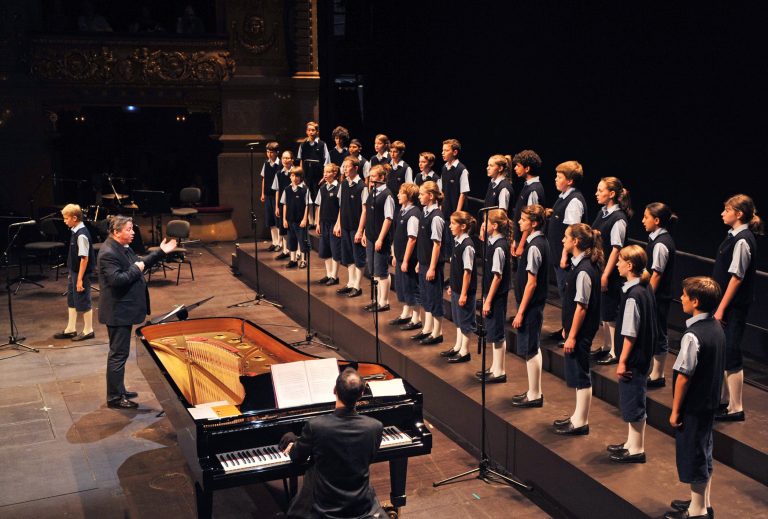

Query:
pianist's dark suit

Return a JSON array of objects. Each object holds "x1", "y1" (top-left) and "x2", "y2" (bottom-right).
[
  {"x1": 98, "y1": 236, "x2": 166, "y2": 402},
  {"x1": 288, "y1": 407, "x2": 389, "y2": 519}
]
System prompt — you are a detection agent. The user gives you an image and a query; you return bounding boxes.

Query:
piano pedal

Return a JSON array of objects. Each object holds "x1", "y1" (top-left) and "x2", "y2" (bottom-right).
[{"x1": 382, "y1": 503, "x2": 399, "y2": 519}]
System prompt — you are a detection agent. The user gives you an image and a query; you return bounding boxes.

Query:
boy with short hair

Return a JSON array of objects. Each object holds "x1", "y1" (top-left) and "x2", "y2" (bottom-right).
[
  {"x1": 387, "y1": 140, "x2": 413, "y2": 211},
  {"x1": 260, "y1": 141, "x2": 282, "y2": 251},
  {"x1": 281, "y1": 167, "x2": 311, "y2": 269},
  {"x1": 348, "y1": 139, "x2": 367, "y2": 178},
  {"x1": 297, "y1": 121, "x2": 330, "y2": 226},
  {"x1": 362, "y1": 164, "x2": 395, "y2": 312},
  {"x1": 414, "y1": 152, "x2": 437, "y2": 187},
  {"x1": 272, "y1": 150, "x2": 295, "y2": 259},
  {"x1": 54, "y1": 204, "x2": 96, "y2": 341},
  {"x1": 438, "y1": 138, "x2": 470, "y2": 257},
  {"x1": 511, "y1": 149, "x2": 545, "y2": 257},
  {"x1": 335, "y1": 156, "x2": 367, "y2": 298},
  {"x1": 315, "y1": 163, "x2": 342, "y2": 285},
  {"x1": 330, "y1": 126, "x2": 350, "y2": 166},
  {"x1": 665, "y1": 276, "x2": 724, "y2": 519},
  {"x1": 363, "y1": 134, "x2": 390, "y2": 178}
]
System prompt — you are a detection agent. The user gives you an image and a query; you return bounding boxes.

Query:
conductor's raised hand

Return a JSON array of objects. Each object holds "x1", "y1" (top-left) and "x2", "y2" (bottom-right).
[{"x1": 160, "y1": 238, "x2": 178, "y2": 254}]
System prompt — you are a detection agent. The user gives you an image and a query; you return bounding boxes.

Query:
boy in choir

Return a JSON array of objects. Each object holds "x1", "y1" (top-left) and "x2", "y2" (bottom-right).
[
  {"x1": 438, "y1": 138, "x2": 470, "y2": 257},
  {"x1": 260, "y1": 141, "x2": 282, "y2": 251},
  {"x1": 281, "y1": 167, "x2": 311, "y2": 269},
  {"x1": 363, "y1": 134, "x2": 390, "y2": 178},
  {"x1": 414, "y1": 151, "x2": 437, "y2": 187},
  {"x1": 361, "y1": 164, "x2": 395, "y2": 312},
  {"x1": 272, "y1": 150, "x2": 295, "y2": 259},
  {"x1": 348, "y1": 139, "x2": 367, "y2": 178},
  {"x1": 389, "y1": 183, "x2": 421, "y2": 329},
  {"x1": 315, "y1": 163, "x2": 342, "y2": 285},
  {"x1": 329, "y1": 126, "x2": 350, "y2": 166},
  {"x1": 297, "y1": 121, "x2": 330, "y2": 226},
  {"x1": 511, "y1": 149, "x2": 545, "y2": 259},
  {"x1": 334, "y1": 156, "x2": 367, "y2": 298},
  {"x1": 665, "y1": 276, "x2": 723, "y2": 519},
  {"x1": 387, "y1": 140, "x2": 413, "y2": 211}
]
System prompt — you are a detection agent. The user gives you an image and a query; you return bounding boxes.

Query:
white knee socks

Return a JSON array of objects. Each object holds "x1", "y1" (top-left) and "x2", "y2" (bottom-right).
[
  {"x1": 377, "y1": 276, "x2": 390, "y2": 306},
  {"x1": 626, "y1": 419, "x2": 646, "y2": 455},
  {"x1": 458, "y1": 331, "x2": 470, "y2": 356},
  {"x1": 726, "y1": 369, "x2": 744, "y2": 413},
  {"x1": 650, "y1": 352, "x2": 667, "y2": 380},
  {"x1": 431, "y1": 317, "x2": 442, "y2": 338},
  {"x1": 270, "y1": 227, "x2": 280, "y2": 247},
  {"x1": 490, "y1": 341, "x2": 506, "y2": 377},
  {"x1": 64, "y1": 307, "x2": 77, "y2": 333},
  {"x1": 526, "y1": 350, "x2": 543, "y2": 400},
  {"x1": 421, "y1": 313, "x2": 433, "y2": 335},
  {"x1": 572, "y1": 387, "x2": 592, "y2": 427},
  {"x1": 82, "y1": 310, "x2": 93, "y2": 335},
  {"x1": 689, "y1": 481, "x2": 708, "y2": 517}
]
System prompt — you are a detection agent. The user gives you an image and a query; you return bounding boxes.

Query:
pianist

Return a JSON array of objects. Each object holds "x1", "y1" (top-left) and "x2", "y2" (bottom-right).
[{"x1": 280, "y1": 367, "x2": 389, "y2": 519}]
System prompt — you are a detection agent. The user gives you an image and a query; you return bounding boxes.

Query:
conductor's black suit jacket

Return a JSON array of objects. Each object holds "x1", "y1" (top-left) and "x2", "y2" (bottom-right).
[
  {"x1": 97, "y1": 237, "x2": 166, "y2": 326},
  {"x1": 288, "y1": 408, "x2": 386, "y2": 519}
]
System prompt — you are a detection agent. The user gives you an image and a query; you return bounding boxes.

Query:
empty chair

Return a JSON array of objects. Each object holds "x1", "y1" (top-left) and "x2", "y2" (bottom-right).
[
  {"x1": 23, "y1": 218, "x2": 68, "y2": 281},
  {"x1": 147, "y1": 219, "x2": 194, "y2": 285},
  {"x1": 171, "y1": 187, "x2": 201, "y2": 219}
]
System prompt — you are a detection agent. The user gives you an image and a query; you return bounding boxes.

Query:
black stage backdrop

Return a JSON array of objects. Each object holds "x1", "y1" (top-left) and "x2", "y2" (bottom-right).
[{"x1": 320, "y1": 2, "x2": 766, "y2": 266}]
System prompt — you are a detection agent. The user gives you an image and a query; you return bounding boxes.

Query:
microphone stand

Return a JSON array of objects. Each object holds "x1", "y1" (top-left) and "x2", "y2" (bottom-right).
[
  {"x1": 367, "y1": 180, "x2": 383, "y2": 363},
  {"x1": 229, "y1": 142, "x2": 283, "y2": 309},
  {"x1": 1, "y1": 225, "x2": 39, "y2": 353},
  {"x1": 433, "y1": 207, "x2": 528, "y2": 491}
]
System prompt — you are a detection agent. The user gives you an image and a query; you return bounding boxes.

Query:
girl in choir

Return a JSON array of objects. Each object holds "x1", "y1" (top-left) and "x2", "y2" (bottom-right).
[
  {"x1": 314, "y1": 163, "x2": 342, "y2": 285},
  {"x1": 511, "y1": 204, "x2": 550, "y2": 408},
  {"x1": 712, "y1": 194, "x2": 762, "y2": 422},
  {"x1": 390, "y1": 183, "x2": 422, "y2": 328},
  {"x1": 607, "y1": 245, "x2": 657, "y2": 463},
  {"x1": 412, "y1": 181, "x2": 446, "y2": 345},
  {"x1": 642, "y1": 202, "x2": 678, "y2": 388},
  {"x1": 442, "y1": 211, "x2": 477, "y2": 363},
  {"x1": 280, "y1": 167, "x2": 311, "y2": 268},
  {"x1": 272, "y1": 150, "x2": 295, "y2": 260},
  {"x1": 476, "y1": 209, "x2": 512, "y2": 383},
  {"x1": 553, "y1": 224, "x2": 603, "y2": 435},
  {"x1": 591, "y1": 176, "x2": 632, "y2": 365}
]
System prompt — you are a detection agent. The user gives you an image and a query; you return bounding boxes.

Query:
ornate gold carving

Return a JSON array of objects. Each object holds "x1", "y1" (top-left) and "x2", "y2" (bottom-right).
[
  {"x1": 236, "y1": 13, "x2": 277, "y2": 55},
  {"x1": 31, "y1": 43, "x2": 235, "y2": 85}
]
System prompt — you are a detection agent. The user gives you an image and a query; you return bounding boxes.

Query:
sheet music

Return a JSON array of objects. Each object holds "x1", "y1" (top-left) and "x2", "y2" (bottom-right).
[
  {"x1": 368, "y1": 378, "x2": 406, "y2": 397},
  {"x1": 305, "y1": 358, "x2": 339, "y2": 404},
  {"x1": 271, "y1": 359, "x2": 339, "y2": 409},
  {"x1": 188, "y1": 400, "x2": 229, "y2": 420}
]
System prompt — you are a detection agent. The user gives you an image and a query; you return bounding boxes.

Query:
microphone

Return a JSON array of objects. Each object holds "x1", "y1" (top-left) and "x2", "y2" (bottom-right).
[
  {"x1": 9, "y1": 220, "x2": 36, "y2": 227},
  {"x1": 246, "y1": 142, "x2": 260, "y2": 147},
  {"x1": 478, "y1": 206, "x2": 499, "y2": 212}
]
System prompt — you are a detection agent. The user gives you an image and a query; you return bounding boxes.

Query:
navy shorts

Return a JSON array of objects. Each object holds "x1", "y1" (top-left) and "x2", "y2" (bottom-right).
[
  {"x1": 317, "y1": 221, "x2": 341, "y2": 261},
  {"x1": 564, "y1": 336, "x2": 592, "y2": 389},
  {"x1": 515, "y1": 303, "x2": 544, "y2": 357},
  {"x1": 723, "y1": 305, "x2": 747, "y2": 371},
  {"x1": 675, "y1": 412, "x2": 715, "y2": 484},
  {"x1": 394, "y1": 261, "x2": 419, "y2": 306},
  {"x1": 618, "y1": 368, "x2": 647, "y2": 422},
  {"x1": 655, "y1": 297, "x2": 670, "y2": 354},
  {"x1": 66, "y1": 274, "x2": 92, "y2": 312},
  {"x1": 287, "y1": 222, "x2": 309, "y2": 253},
  {"x1": 365, "y1": 241, "x2": 389, "y2": 278},
  {"x1": 418, "y1": 263, "x2": 444, "y2": 317},
  {"x1": 484, "y1": 294, "x2": 508, "y2": 343},
  {"x1": 600, "y1": 271, "x2": 621, "y2": 322},
  {"x1": 340, "y1": 229, "x2": 366, "y2": 268},
  {"x1": 451, "y1": 290, "x2": 476, "y2": 335},
  {"x1": 277, "y1": 202, "x2": 288, "y2": 236},
  {"x1": 264, "y1": 194, "x2": 278, "y2": 228}
]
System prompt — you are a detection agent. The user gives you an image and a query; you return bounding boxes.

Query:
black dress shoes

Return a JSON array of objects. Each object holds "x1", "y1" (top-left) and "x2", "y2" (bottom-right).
[
  {"x1": 275, "y1": 252, "x2": 290, "y2": 260},
  {"x1": 410, "y1": 331, "x2": 430, "y2": 341},
  {"x1": 325, "y1": 277, "x2": 340, "y2": 286},
  {"x1": 609, "y1": 451, "x2": 646, "y2": 463},
  {"x1": 389, "y1": 317, "x2": 412, "y2": 326},
  {"x1": 596, "y1": 354, "x2": 618, "y2": 365},
  {"x1": 419, "y1": 335, "x2": 443, "y2": 345},
  {"x1": 606, "y1": 443, "x2": 627, "y2": 453},
  {"x1": 366, "y1": 303, "x2": 390, "y2": 313},
  {"x1": 669, "y1": 501, "x2": 714, "y2": 519},
  {"x1": 107, "y1": 397, "x2": 138, "y2": 409},
  {"x1": 337, "y1": 286, "x2": 353, "y2": 294},
  {"x1": 440, "y1": 347, "x2": 460, "y2": 357},
  {"x1": 475, "y1": 369, "x2": 491, "y2": 378},
  {"x1": 54, "y1": 331, "x2": 77, "y2": 339},
  {"x1": 71, "y1": 331, "x2": 95, "y2": 341},
  {"x1": 123, "y1": 391, "x2": 138, "y2": 399},
  {"x1": 714, "y1": 409, "x2": 745, "y2": 421},
  {"x1": 511, "y1": 391, "x2": 527, "y2": 402},
  {"x1": 347, "y1": 288, "x2": 363, "y2": 298},
  {"x1": 664, "y1": 509, "x2": 709, "y2": 519},
  {"x1": 671, "y1": 500, "x2": 692, "y2": 511},
  {"x1": 447, "y1": 353, "x2": 471, "y2": 363},
  {"x1": 477, "y1": 373, "x2": 507, "y2": 384},
  {"x1": 548, "y1": 328, "x2": 564, "y2": 339},
  {"x1": 400, "y1": 321, "x2": 422, "y2": 331},
  {"x1": 316, "y1": 276, "x2": 330, "y2": 284},
  {"x1": 511, "y1": 394, "x2": 544, "y2": 408},
  {"x1": 553, "y1": 420, "x2": 589, "y2": 435},
  {"x1": 286, "y1": 260, "x2": 298, "y2": 268},
  {"x1": 590, "y1": 347, "x2": 608, "y2": 358},
  {"x1": 647, "y1": 377, "x2": 666, "y2": 388},
  {"x1": 553, "y1": 416, "x2": 572, "y2": 427}
]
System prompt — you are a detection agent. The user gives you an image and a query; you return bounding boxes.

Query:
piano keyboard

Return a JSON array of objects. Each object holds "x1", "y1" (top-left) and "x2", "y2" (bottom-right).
[{"x1": 217, "y1": 426, "x2": 412, "y2": 473}]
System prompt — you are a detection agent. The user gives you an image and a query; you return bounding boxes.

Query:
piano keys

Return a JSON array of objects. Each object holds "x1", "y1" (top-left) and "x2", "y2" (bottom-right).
[{"x1": 136, "y1": 317, "x2": 432, "y2": 519}]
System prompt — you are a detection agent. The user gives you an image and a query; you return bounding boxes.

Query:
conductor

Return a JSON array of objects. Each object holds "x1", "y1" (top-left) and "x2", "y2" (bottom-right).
[
  {"x1": 280, "y1": 367, "x2": 389, "y2": 519},
  {"x1": 98, "y1": 216, "x2": 177, "y2": 409}
]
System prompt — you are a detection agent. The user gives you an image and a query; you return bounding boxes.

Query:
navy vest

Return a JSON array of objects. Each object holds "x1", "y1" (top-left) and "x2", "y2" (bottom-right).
[
  {"x1": 284, "y1": 185, "x2": 308, "y2": 222},
  {"x1": 393, "y1": 205, "x2": 420, "y2": 269},
  {"x1": 514, "y1": 234, "x2": 550, "y2": 306},
  {"x1": 592, "y1": 208, "x2": 628, "y2": 285},
  {"x1": 485, "y1": 178, "x2": 513, "y2": 210},
  {"x1": 329, "y1": 147, "x2": 349, "y2": 166},
  {"x1": 440, "y1": 162, "x2": 466, "y2": 217},
  {"x1": 614, "y1": 282, "x2": 657, "y2": 374},
  {"x1": 340, "y1": 179, "x2": 365, "y2": 231},
  {"x1": 562, "y1": 258, "x2": 601, "y2": 341},
  {"x1": 369, "y1": 154, "x2": 388, "y2": 168},
  {"x1": 69, "y1": 225, "x2": 95, "y2": 274},
  {"x1": 417, "y1": 208, "x2": 445, "y2": 266},
  {"x1": 415, "y1": 172, "x2": 434, "y2": 187},
  {"x1": 299, "y1": 140, "x2": 327, "y2": 181},
  {"x1": 364, "y1": 187, "x2": 393, "y2": 246},
  {"x1": 387, "y1": 161, "x2": 410, "y2": 205},
  {"x1": 262, "y1": 160, "x2": 281, "y2": 196},
  {"x1": 712, "y1": 230, "x2": 757, "y2": 309},
  {"x1": 645, "y1": 231, "x2": 676, "y2": 301},
  {"x1": 672, "y1": 317, "x2": 725, "y2": 415},
  {"x1": 275, "y1": 169, "x2": 291, "y2": 197},
  {"x1": 513, "y1": 180, "x2": 547, "y2": 241},
  {"x1": 450, "y1": 236, "x2": 477, "y2": 295},
  {"x1": 318, "y1": 183, "x2": 340, "y2": 222},
  {"x1": 483, "y1": 236, "x2": 511, "y2": 295},
  {"x1": 546, "y1": 189, "x2": 588, "y2": 260}
]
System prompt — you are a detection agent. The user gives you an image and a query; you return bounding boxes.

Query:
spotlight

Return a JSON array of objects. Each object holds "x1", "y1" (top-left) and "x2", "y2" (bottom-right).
[
  {"x1": 175, "y1": 114, "x2": 186, "y2": 122},
  {"x1": 124, "y1": 105, "x2": 139, "y2": 113}
]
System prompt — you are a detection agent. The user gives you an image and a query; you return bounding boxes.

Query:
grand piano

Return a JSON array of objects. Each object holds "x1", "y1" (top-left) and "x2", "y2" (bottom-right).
[{"x1": 136, "y1": 317, "x2": 432, "y2": 519}]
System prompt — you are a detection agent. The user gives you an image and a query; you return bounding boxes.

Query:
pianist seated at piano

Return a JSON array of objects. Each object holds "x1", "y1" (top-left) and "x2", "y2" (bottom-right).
[{"x1": 279, "y1": 367, "x2": 390, "y2": 519}]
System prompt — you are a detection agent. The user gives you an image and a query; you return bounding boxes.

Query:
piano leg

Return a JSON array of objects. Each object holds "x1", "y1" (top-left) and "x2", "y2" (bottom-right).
[
  {"x1": 195, "y1": 482, "x2": 213, "y2": 519},
  {"x1": 388, "y1": 457, "x2": 408, "y2": 508}
]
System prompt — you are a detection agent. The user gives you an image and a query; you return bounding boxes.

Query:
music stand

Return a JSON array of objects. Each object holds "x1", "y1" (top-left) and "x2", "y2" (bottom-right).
[
  {"x1": 133, "y1": 190, "x2": 171, "y2": 246},
  {"x1": 1, "y1": 224, "x2": 39, "y2": 353}
]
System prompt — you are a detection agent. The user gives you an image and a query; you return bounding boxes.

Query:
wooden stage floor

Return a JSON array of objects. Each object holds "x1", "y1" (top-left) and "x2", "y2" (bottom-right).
[{"x1": 0, "y1": 242, "x2": 550, "y2": 519}]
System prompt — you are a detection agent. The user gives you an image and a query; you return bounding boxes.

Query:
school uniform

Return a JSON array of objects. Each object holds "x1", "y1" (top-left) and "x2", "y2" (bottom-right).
[
  {"x1": 281, "y1": 183, "x2": 311, "y2": 253},
  {"x1": 484, "y1": 176, "x2": 513, "y2": 212},
  {"x1": 547, "y1": 187, "x2": 588, "y2": 298},
  {"x1": 614, "y1": 278, "x2": 657, "y2": 422},
  {"x1": 672, "y1": 313, "x2": 725, "y2": 483},
  {"x1": 512, "y1": 177, "x2": 547, "y2": 244},
  {"x1": 393, "y1": 204, "x2": 421, "y2": 306},
  {"x1": 315, "y1": 180, "x2": 342, "y2": 261},
  {"x1": 450, "y1": 233, "x2": 477, "y2": 335},
  {"x1": 646, "y1": 228, "x2": 676, "y2": 354},
  {"x1": 712, "y1": 223, "x2": 756, "y2": 371},
  {"x1": 363, "y1": 152, "x2": 389, "y2": 178},
  {"x1": 297, "y1": 138, "x2": 330, "y2": 199},
  {"x1": 438, "y1": 159, "x2": 470, "y2": 257},
  {"x1": 483, "y1": 234, "x2": 511, "y2": 343},
  {"x1": 338, "y1": 176, "x2": 367, "y2": 268},
  {"x1": 329, "y1": 146, "x2": 349, "y2": 166},
  {"x1": 66, "y1": 222, "x2": 95, "y2": 312},
  {"x1": 363, "y1": 184, "x2": 395, "y2": 278},
  {"x1": 514, "y1": 231, "x2": 550, "y2": 356},
  {"x1": 261, "y1": 158, "x2": 281, "y2": 228},
  {"x1": 417, "y1": 204, "x2": 446, "y2": 317},
  {"x1": 414, "y1": 170, "x2": 436, "y2": 187},
  {"x1": 562, "y1": 253, "x2": 601, "y2": 388},
  {"x1": 272, "y1": 168, "x2": 292, "y2": 237},
  {"x1": 591, "y1": 205, "x2": 629, "y2": 321},
  {"x1": 387, "y1": 160, "x2": 413, "y2": 211}
]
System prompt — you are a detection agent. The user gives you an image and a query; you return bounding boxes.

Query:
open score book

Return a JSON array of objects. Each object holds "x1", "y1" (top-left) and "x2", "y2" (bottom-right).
[{"x1": 270, "y1": 358, "x2": 340, "y2": 409}]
